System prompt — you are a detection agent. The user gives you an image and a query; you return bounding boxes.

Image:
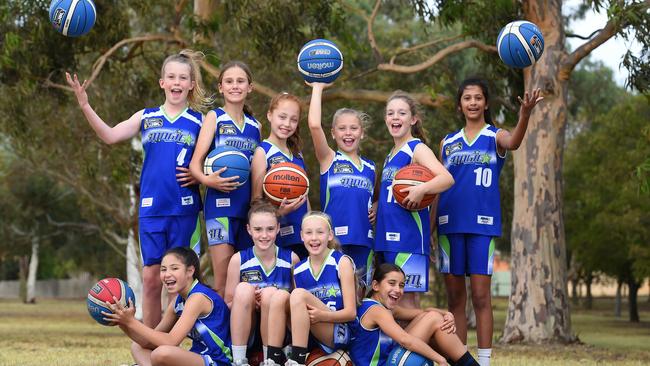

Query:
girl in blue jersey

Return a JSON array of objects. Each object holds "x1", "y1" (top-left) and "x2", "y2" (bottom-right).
[
  {"x1": 278, "y1": 211, "x2": 356, "y2": 366},
  {"x1": 436, "y1": 79, "x2": 542, "y2": 365},
  {"x1": 307, "y1": 82, "x2": 376, "y2": 293},
  {"x1": 250, "y1": 93, "x2": 309, "y2": 258},
  {"x1": 225, "y1": 200, "x2": 300, "y2": 366},
  {"x1": 105, "y1": 247, "x2": 232, "y2": 366},
  {"x1": 349, "y1": 263, "x2": 479, "y2": 366},
  {"x1": 375, "y1": 91, "x2": 454, "y2": 309},
  {"x1": 190, "y1": 61, "x2": 262, "y2": 297},
  {"x1": 66, "y1": 50, "x2": 211, "y2": 328}
]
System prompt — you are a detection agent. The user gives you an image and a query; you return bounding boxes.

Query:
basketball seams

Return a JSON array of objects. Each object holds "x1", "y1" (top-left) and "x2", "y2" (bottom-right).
[{"x1": 62, "y1": 0, "x2": 81, "y2": 36}]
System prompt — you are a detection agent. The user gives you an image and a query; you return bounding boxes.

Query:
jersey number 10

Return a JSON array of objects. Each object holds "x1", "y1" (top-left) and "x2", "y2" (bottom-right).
[{"x1": 473, "y1": 167, "x2": 492, "y2": 187}]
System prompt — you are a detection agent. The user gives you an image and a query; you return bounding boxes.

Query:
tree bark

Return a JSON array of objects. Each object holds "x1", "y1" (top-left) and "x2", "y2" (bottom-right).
[
  {"x1": 628, "y1": 278, "x2": 640, "y2": 322},
  {"x1": 584, "y1": 273, "x2": 593, "y2": 310},
  {"x1": 26, "y1": 237, "x2": 39, "y2": 304},
  {"x1": 615, "y1": 279, "x2": 622, "y2": 318},
  {"x1": 127, "y1": 183, "x2": 143, "y2": 320},
  {"x1": 502, "y1": 0, "x2": 575, "y2": 343},
  {"x1": 17, "y1": 255, "x2": 28, "y2": 302}
]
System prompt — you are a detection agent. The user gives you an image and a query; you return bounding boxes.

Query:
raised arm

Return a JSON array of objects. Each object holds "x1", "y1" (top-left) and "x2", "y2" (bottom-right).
[
  {"x1": 496, "y1": 88, "x2": 543, "y2": 152},
  {"x1": 307, "y1": 82, "x2": 335, "y2": 172},
  {"x1": 65, "y1": 73, "x2": 141, "y2": 144}
]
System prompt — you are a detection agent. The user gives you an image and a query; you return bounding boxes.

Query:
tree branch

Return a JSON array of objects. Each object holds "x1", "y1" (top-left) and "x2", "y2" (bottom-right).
[
  {"x1": 367, "y1": 0, "x2": 383, "y2": 62},
  {"x1": 566, "y1": 29, "x2": 603, "y2": 40},
  {"x1": 561, "y1": 20, "x2": 618, "y2": 80},
  {"x1": 389, "y1": 35, "x2": 464, "y2": 64},
  {"x1": 321, "y1": 88, "x2": 450, "y2": 108},
  {"x1": 199, "y1": 59, "x2": 279, "y2": 100}
]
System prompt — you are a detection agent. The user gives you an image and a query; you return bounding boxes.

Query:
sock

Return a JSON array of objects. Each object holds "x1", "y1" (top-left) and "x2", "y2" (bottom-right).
[
  {"x1": 477, "y1": 348, "x2": 491, "y2": 366},
  {"x1": 455, "y1": 351, "x2": 480, "y2": 366},
  {"x1": 268, "y1": 346, "x2": 284, "y2": 364},
  {"x1": 263, "y1": 345, "x2": 268, "y2": 360},
  {"x1": 291, "y1": 346, "x2": 309, "y2": 365},
  {"x1": 232, "y1": 345, "x2": 247, "y2": 362}
]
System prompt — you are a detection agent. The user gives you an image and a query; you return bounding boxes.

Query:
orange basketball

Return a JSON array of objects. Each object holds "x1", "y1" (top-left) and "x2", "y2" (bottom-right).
[
  {"x1": 263, "y1": 162, "x2": 309, "y2": 205},
  {"x1": 306, "y1": 349, "x2": 352, "y2": 366},
  {"x1": 392, "y1": 163, "x2": 436, "y2": 211}
]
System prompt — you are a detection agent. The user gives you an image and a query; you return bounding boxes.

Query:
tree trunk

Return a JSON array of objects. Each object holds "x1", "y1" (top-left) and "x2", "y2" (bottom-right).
[
  {"x1": 615, "y1": 279, "x2": 622, "y2": 318},
  {"x1": 17, "y1": 255, "x2": 29, "y2": 302},
  {"x1": 193, "y1": 0, "x2": 219, "y2": 45},
  {"x1": 502, "y1": 0, "x2": 575, "y2": 343},
  {"x1": 584, "y1": 273, "x2": 593, "y2": 310},
  {"x1": 628, "y1": 278, "x2": 640, "y2": 322},
  {"x1": 127, "y1": 183, "x2": 143, "y2": 320},
  {"x1": 25, "y1": 237, "x2": 39, "y2": 304}
]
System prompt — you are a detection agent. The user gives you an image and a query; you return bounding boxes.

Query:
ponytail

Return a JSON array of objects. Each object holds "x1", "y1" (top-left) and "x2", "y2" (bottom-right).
[{"x1": 161, "y1": 49, "x2": 214, "y2": 112}]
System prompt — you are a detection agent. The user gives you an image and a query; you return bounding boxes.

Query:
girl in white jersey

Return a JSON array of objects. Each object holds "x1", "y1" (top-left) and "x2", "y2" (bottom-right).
[
  {"x1": 436, "y1": 78, "x2": 541, "y2": 366},
  {"x1": 66, "y1": 50, "x2": 211, "y2": 328}
]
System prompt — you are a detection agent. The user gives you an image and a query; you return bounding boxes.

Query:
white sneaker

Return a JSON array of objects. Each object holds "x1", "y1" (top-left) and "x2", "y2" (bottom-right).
[
  {"x1": 284, "y1": 359, "x2": 305, "y2": 366},
  {"x1": 260, "y1": 359, "x2": 281, "y2": 366},
  {"x1": 232, "y1": 358, "x2": 250, "y2": 366}
]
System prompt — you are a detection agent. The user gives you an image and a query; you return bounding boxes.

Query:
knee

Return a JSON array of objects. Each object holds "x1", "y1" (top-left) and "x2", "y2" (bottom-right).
[
  {"x1": 259, "y1": 286, "x2": 277, "y2": 307},
  {"x1": 233, "y1": 282, "x2": 255, "y2": 307},
  {"x1": 447, "y1": 290, "x2": 466, "y2": 309},
  {"x1": 270, "y1": 290, "x2": 290, "y2": 310},
  {"x1": 423, "y1": 310, "x2": 445, "y2": 328},
  {"x1": 151, "y1": 345, "x2": 175, "y2": 366},
  {"x1": 471, "y1": 290, "x2": 492, "y2": 310},
  {"x1": 290, "y1": 288, "x2": 309, "y2": 308}
]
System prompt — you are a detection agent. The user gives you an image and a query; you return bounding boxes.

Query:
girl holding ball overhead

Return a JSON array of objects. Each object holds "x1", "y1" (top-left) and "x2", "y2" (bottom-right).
[
  {"x1": 436, "y1": 78, "x2": 542, "y2": 365},
  {"x1": 66, "y1": 50, "x2": 210, "y2": 328},
  {"x1": 375, "y1": 91, "x2": 454, "y2": 309}
]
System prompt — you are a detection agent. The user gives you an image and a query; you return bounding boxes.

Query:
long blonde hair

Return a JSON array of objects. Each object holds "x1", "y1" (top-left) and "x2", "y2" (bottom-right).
[
  {"x1": 161, "y1": 49, "x2": 213, "y2": 112},
  {"x1": 301, "y1": 211, "x2": 341, "y2": 251}
]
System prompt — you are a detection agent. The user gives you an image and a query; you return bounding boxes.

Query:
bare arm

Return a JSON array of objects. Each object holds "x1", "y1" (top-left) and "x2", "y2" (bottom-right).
[
  {"x1": 224, "y1": 253, "x2": 242, "y2": 308},
  {"x1": 65, "y1": 73, "x2": 141, "y2": 144},
  {"x1": 496, "y1": 88, "x2": 543, "y2": 152},
  {"x1": 400, "y1": 144, "x2": 454, "y2": 209},
  {"x1": 250, "y1": 147, "x2": 268, "y2": 200},
  {"x1": 307, "y1": 82, "x2": 336, "y2": 172}
]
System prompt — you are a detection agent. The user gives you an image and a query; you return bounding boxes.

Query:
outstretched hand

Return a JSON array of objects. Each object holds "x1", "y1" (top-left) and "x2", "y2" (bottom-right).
[
  {"x1": 65, "y1": 72, "x2": 90, "y2": 108},
  {"x1": 518, "y1": 88, "x2": 543, "y2": 116},
  {"x1": 102, "y1": 297, "x2": 136, "y2": 326}
]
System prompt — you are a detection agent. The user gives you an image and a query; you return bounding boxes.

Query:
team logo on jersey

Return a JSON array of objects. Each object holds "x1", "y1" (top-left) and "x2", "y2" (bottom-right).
[
  {"x1": 381, "y1": 167, "x2": 397, "y2": 182},
  {"x1": 143, "y1": 128, "x2": 195, "y2": 145},
  {"x1": 269, "y1": 156, "x2": 287, "y2": 166},
  {"x1": 143, "y1": 118, "x2": 164, "y2": 130},
  {"x1": 333, "y1": 163, "x2": 353, "y2": 174},
  {"x1": 447, "y1": 151, "x2": 492, "y2": 166},
  {"x1": 445, "y1": 142, "x2": 463, "y2": 156},
  {"x1": 405, "y1": 273, "x2": 423, "y2": 288},
  {"x1": 311, "y1": 284, "x2": 340, "y2": 299},
  {"x1": 225, "y1": 138, "x2": 257, "y2": 152},
  {"x1": 219, "y1": 124, "x2": 237, "y2": 135},
  {"x1": 241, "y1": 270, "x2": 263, "y2": 283}
]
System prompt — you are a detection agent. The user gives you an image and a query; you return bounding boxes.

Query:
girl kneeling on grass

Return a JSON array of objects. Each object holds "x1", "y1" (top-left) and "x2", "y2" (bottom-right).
[{"x1": 105, "y1": 247, "x2": 232, "y2": 366}]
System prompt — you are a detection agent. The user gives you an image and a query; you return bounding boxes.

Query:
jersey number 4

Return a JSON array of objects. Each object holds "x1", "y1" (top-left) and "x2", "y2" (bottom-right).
[{"x1": 473, "y1": 167, "x2": 493, "y2": 187}]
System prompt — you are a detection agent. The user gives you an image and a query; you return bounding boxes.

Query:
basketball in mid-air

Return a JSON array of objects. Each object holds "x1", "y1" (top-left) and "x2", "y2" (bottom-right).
[
  {"x1": 263, "y1": 162, "x2": 309, "y2": 205},
  {"x1": 297, "y1": 39, "x2": 344, "y2": 83},
  {"x1": 49, "y1": 0, "x2": 97, "y2": 37},
  {"x1": 87, "y1": 278, "x2": 135, "y2": 326},
  {"x1": 392, "y1": 164, "x2": 436, "y2": 211},
  {"x1": 204, "y1": 145, "x2": 250, "y2": 186},
  {"x1": 387, "y1": 346, "x2": 433, "y2": 366},
  {"x1": 306, "y1": 349, "x2": 352, "y2": 366},
  {"x1": 496, "y1": 20, "x2": 544, "y2": 68}
]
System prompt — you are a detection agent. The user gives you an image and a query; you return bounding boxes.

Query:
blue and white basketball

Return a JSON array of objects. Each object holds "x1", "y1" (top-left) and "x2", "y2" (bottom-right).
[
  {"x1": 204, "y1": 145, "x2": 250, "y2": 185},
  {"x1": 387, "y1": 346, "x2": 433, "y2": 366},
  {"x1": 49, "y1": 0, "x2": 97, "y2": 37},
  {"x1": 496, "y1": 20, "x2": 544, "y2": 68},
  {"x1": 297, "y1": 39, "x2": 344, "y2": 83}
]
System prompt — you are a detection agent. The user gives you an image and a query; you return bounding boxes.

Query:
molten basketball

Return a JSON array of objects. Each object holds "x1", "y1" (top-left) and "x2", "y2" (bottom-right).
[
  {"x1": 306, "y1": 349, "x2": 352, "y2": 366},
  {"x1": 263, "y1": 162, "x2": 309, "y2": 205},
  {"x1": 392, "y1": 164, "x2": 436, "y2": 211},
  {"x1": 87, "y1": 278, "x2": 135, "y2": 326}
]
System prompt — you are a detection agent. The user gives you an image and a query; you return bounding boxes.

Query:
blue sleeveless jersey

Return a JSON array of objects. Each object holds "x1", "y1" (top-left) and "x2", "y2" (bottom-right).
[
  {"x1": 294, "y1": 250, "x2": 349, "y2": 311},
  {"x1": 205, "y1": 107, "x2": 261, "y2": 219},
  {"x1": 320, "y1": 151, "x2": 375, "y2": 247},
  {"x1": 349, "y1": 299, "x2": 396, "y2": 366},
  {"x1": 173, "y1": 281, "x2": 232, "y2": 364},
  {"x1": 375, "y1": 139, "x2": 430, "y2": 255},
  {"x1": 139, "y1": 107, "x2": 202, "y2": 217},
  {"x1": 260, "y1": 140, "x2": 308, "y2": 246},
  {"x1": 437, "y1": 125, "x2": 505, "y2": 236},
  {"x1": 238, "y1": 246, "x2": 293, "y2": 291}
]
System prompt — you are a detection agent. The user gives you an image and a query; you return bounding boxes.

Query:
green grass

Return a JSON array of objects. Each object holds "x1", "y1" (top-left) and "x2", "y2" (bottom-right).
[{"x1": 0, "y1": 297, "x2": 649, "y2": 365}]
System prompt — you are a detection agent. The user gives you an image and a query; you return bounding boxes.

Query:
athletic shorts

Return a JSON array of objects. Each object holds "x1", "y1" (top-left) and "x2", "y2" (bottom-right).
[
  {"x1": 314, "y1": 322, "x2": 350, "y2": 353},
  {"x1": 139, "y1": 215, "x2": 201, "y2": 266},
  {"x1": 438, "y1": 233, "x2": 495, "y2": 276},
  {"x1": 377, "y1": 251, "x2": 429, "y2": 292},
  {"x1": 277, "y1": 222, "x2": 302, "y2": 249},
  {"x1": 205, "y1": 216, "x2": 252, "y2": 251},
  {"x1": 341, "y1": 245, "x2": 374, "y2": 288}
]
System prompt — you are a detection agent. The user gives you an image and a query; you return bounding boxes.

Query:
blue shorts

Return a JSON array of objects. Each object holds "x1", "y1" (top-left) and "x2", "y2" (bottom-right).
[
  {"x1": 341, "y1": 245, "x2": 374, "y2": 288},
  {"x1": 205, "y1": 216, "x2": 252, "y2": 251},
  {"x1": 438, "y1": 234, "x2": 495, "y2": 276},
  {"x1": 315, "y1": 322, "x2": 350, "y2": 353},
  {"x1": 377, "y1": 251, "x2": 429, "y2": 292},
  {"x1": 139, "y1": 215, "x2": 201, "y2": 266},
  {"x1": 277, "y1": 221, "x2": 301, "y2": 249}
]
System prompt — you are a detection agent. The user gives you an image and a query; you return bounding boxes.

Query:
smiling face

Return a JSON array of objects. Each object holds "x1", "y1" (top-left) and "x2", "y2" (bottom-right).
[
  {"x1": 218, "y1": 66, "x2": 253, "y2": 105},
  {"x1": 385, "y1": 98, "x2": 416, "y2": 140},
  {"x1": 459, "y1": 85, "x2": 487, "y2": 122},
  {"x1": 160, "y1": 61, "x2": 194, "y2": 106},
  {"x1": 332, "y1": 112, "x2": 363, "y2": 154},
  {"x1": 300, "y1": 216, "x2": 333, "y2": 257},
  {"x1": 247, "y1": 212, "x2": 279, "y2": 251},
  {"x1": 267, "y1": 99, "x2": 300, "y2": 140},
  {"x1": 160, "y1": 253, "x2": 195, "y2": 295},
  {"x1": 370, "y1": 270, "x2": 405, "y2": 309}
]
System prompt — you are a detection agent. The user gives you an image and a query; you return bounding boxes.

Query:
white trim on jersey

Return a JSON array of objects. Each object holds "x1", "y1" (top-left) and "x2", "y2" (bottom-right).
[{"x1": 264, "y1": 140, "x2": 293, "y2": 161}]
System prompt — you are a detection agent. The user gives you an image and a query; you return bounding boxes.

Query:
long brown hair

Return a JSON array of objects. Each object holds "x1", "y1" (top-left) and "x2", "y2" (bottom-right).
[
  {"x1": 267, "y1": 92, "x2": 303, "y2": 157},
  {"x1": 161, "y1": 49, "x2": 213, "y2": 112},
  {"x1": 218, "y1": 60, "x2": 255, "y2": 117},
  {"x1": 386, "y1": 90, "x2": 428, "y2": 145}
]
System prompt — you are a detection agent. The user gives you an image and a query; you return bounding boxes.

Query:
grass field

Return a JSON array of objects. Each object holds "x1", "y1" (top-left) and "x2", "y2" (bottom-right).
[{"x1": 0, "y1": 296, "x2": 649, "y2": 365}]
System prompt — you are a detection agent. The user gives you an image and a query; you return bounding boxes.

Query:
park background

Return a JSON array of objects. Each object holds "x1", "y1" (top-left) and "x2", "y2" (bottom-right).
[{"x1": 0, "y1": 0, "x2": 648, "y2": 365}]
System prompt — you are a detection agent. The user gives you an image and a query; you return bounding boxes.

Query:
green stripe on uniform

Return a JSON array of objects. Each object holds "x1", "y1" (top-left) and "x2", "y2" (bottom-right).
[
  {"x1": 395, "y1": 252, "x2": 412, "y2": 268},
  {"x1": 439, "y1": 235, "x2": 451, "y2": 257},
  {"x1": 190, "y1": 216, "x2": 201, "y2": 255}
]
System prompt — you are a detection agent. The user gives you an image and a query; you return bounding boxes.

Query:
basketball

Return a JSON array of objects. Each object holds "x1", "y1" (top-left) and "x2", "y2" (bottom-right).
[
  {"x1": 49, "y1": 0, "x2": 97, "y2": 37},
  {"x1": 306, "y1": 349, "x2": 352, "y2": 366},
  {"x1": 204, "y1": 145, "x2": 250, "y2": 186},
  {"x1": 87, "y1": 278, "x2": 136, "y2": 326},
  {"x1": 496, "y1": 20, "x2": 544, "y2": 68},
  {"x1": 263, "y1": 162, "x2": 309, "y2": 205},
  {"x1": 392, "y1": 164, "x2": 436, "y2": 211},
  {"x1": 297, "y1": 39, "x2": 344, "y2": 83},
  {"x1": 387, "y1": 346, "x2": 433, "y2": 366}
]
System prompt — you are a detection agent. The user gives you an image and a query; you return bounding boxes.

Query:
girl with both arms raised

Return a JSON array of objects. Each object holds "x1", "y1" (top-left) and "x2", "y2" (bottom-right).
[{"x1": 66, "y1": 50, "x2": 210, "y2": 328}]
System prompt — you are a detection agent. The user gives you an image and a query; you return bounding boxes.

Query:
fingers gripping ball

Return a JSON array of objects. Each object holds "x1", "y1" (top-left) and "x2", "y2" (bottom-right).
[
  {"x1": 387, "y1": 346, "x2": 433, "y2": 366},
  {"x1": 49, "y1": 0, "x2": 97, "y2": 37},
  {"x1": 307, "y1": 349, "x2": 353, "y2": 366},
  {"x1": 87, "y1": 278, "x2": 136, "y2": 326},
  {"x1": 263, "y1": 162, "x2": 309, "y2": 205},
  {"x1": 297, "y1": 39, "x2": 344, "y2": 83},
  {"x1": 392, "y1": 164, "x2": 436, "y2": 211},
  {"x1": 204, "y1": 145, "x2": 251, "y2": 186},
  {"x1": 497, "y1": 20, "x2": 545, "y2": 68}
]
